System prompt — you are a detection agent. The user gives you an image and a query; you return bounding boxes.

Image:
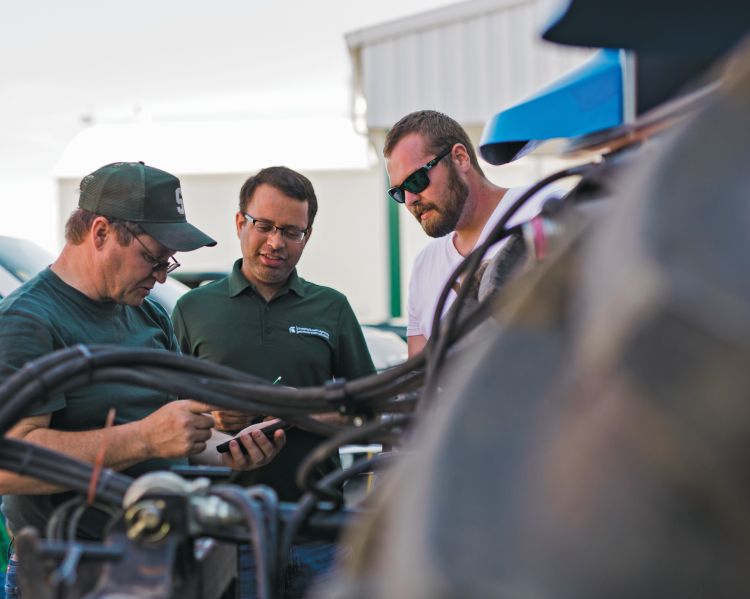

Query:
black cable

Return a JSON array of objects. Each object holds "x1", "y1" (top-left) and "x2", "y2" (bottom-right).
[
  {"x1": 0, "y1": 348, "x2": 425, "y2": 449},
  {"x1": 0, "y1": 356, "x2": 91, "y2": 434},
  {"x1": 421, "y1": 163, "x2": 597, "y2": 407},
  {"x1": 295, "y1": 415, "x2": 412, "y2": 499},
  {"x1": 210, "y1": 486, "x2": 273, "y2": 599},
  {"x1": 277, "y1": 452, "x2": 398, "y2": 578},
  {"x1": 65, "y1": 500, "x2": 118, "y2": 542},
  {"x1": 0, "y1": 338, "x2": 425, "y2": 502},
  {"x1": 0, "y1": 346, "x2": 419, "y2": 436},
  {"x1": 47, "y1": 496, "x2": 86, "y2": 540},
  {"x1": 0, "y1": 344, "x2": 78, "y2": 412},
  {"x1": 0, "y1": 439, "x2": 131, "y2": 504},
  {"x1": 245, "y1": 486, "x2": 280, "y2": 589}
]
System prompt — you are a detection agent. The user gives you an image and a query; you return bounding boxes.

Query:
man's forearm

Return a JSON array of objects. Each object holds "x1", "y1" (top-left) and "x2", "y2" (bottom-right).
[
  {"x1": 407, "y1": 334, "x2": 427, "y2": 358},
  {"x1": 0, "y1": 421, "x2": 151, "y2": 494},
  {"x1": 0, "y1": 400, "x2": 217, "y2": 495}
]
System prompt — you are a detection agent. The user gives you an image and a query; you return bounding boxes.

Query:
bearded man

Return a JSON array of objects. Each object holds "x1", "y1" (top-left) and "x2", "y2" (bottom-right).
[{"x1": 384, "y1": 110, "x2": 548, "y2": 357}]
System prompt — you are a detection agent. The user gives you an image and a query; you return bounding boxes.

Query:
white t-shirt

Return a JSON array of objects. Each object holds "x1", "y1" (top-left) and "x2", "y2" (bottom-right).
[{"x1": 406, "y1": 186, "x2": 549, "y2": 339}]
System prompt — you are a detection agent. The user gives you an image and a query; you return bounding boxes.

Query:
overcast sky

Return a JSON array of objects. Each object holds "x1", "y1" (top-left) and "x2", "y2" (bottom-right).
[{"x1": 0, "y1": 0, "x2": 458, "y2": 248}]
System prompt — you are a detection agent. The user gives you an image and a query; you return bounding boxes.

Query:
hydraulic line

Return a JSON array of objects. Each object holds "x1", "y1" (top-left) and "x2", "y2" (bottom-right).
[
  {"x1": 295, "y1": 415, "x2": 412, "y2": 499},
  {"x1": 0, "y1": 438, "x2": 131, "y2": 504},
  {"x1": 277, "y1": 453, "x2": 398, "y2": 576},
  {"x1": 211, "y1": 485, "x2": 274, "y2": 599},
  {"x1": 0, "y1": 346, "x2": 422, "y2": 436},
  {"x1": 246, "y1": 486, "x2": 281, "y2": 588},
  {"x1": 422, "y1": 162, "x2": 598, "y2": 407}
]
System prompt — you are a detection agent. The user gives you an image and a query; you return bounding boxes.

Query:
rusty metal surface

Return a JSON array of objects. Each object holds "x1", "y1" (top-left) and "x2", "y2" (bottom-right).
[{"x1": 16, "y1": 529, "x2": 111, "y2": 599}]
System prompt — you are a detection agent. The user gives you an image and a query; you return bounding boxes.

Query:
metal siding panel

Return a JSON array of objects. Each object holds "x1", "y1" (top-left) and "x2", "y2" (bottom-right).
[
  {"x1": 406, "y1": 34, "x2": 427, "y2": 114},
  {"x1": 513, "y1": 4, "x2": 539, "y2": 104},
  {"x1": 474, "y1": 16, "x2": 494, "y2": 118},
  {"x1": 472, "y1": 19, "x2": 496, "y2": 121},
  {"x1": 442, "y1": 23, "x2": 464, "y2": 116},
  {"x1": 363, "y1": 40, "x2": 395, "y2": 129},
  {"x1": 491, "y1": 8, "x2": 516, "y2": 113},
  {"x1": 418, "y1": 28, "x2": 442, "y2": 111},
  {"x1": 359, "y1": 0, "x2": 593, "y2": 130}
]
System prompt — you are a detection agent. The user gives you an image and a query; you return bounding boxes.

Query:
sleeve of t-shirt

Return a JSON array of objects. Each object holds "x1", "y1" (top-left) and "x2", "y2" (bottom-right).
[
  {"x1": 406, "y1": 270, "x2": 422, "y2": 338},
  {"x1": 144, "y1": 296, "x2": 180, "y2": 354},
  {"x1": 165, "y1": 319, "x2": 180, "y2": 354},
  {"x1": 407, "y1": 249, "x2": 428, "y2": 338},
  {"x1": 171, "y1": 301, "x2": 191, "y2": 356},
  {"x1": 333, "y1": 298, "x2": 376, "y2": 381},
  {"x1": 0, "y1": 310, "x2": 66, "y2": 415}
]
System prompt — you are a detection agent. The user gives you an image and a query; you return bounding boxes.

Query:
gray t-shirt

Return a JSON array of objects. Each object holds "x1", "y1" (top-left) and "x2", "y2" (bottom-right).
[{"x1": 0, "y1": 267, "x2": 184, "y2": 539}]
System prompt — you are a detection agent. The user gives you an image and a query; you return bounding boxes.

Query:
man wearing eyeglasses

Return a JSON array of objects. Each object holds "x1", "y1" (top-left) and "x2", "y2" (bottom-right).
[
  {"x1": 384, "y1": 110, "x2": 546, "y2": 358},
  {"x1": 172, "y1": 165, "x2": 375, "y2": 598},
  {"x1": 0, "y1": 163, "x2": 283, "y2": 576}
]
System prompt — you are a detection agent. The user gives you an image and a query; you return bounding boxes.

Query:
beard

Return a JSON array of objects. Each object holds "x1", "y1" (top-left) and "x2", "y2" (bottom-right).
[{"x1": 411, "y1": 161, "x2": 469, "y2": 238}]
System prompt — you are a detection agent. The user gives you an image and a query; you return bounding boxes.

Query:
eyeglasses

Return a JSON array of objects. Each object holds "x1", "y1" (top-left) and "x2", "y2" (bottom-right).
[
  {"x1": 129, "y1": 230, "x2": 181, "y2": 274},
  {"x1": 387, "y1": 147, "x2": 453, "y2": 204},
  {"x1": 242, "y1": 213, "x2": 308, "y2": 243}
]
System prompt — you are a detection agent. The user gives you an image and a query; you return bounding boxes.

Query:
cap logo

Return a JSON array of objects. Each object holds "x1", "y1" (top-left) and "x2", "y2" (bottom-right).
[{"x1": 175, "y1": 188, "x2": 185, "y2": 215}]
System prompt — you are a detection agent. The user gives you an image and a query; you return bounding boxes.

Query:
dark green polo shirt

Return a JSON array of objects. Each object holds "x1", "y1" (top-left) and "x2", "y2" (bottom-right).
[{"x1": 172, "y1": 259, "x2": 375, "y2": 500}]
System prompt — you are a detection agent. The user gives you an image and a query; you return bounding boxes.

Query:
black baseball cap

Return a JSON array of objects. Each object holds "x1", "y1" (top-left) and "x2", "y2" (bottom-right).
[{"x1": 78, "y1": 161, "x2": 217, "y2": 251}]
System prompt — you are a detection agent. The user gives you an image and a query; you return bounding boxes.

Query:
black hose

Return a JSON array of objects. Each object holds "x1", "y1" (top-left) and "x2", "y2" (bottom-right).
[
  {"x1": 295, "y1": 415, "x2": 412, "y2": 499},
  {"x1": 46, "y1": 495, "x2": 86, "y2": 540},
  {"x1": 421, "y1": 163, "x2": 597, "y2": 407},
  {"x1": 0, "y1": 346, "x2": 421, "y2": 438},
  {"x1": 0, "y1": 438, "x2": 131, "y2": 504},
  {"x1": 246, "y1": 486, "x2": 280, "y2": 588},
  {"x1": 211, "y1": 485, "x2": 273, "y2": 599},
  {"x1": 277, "y1": 453, "x2": 398, "y2": 577}
]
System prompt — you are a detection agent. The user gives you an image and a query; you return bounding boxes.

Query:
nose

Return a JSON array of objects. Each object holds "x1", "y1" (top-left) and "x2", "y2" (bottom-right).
[
  {"x1": 404, "y1": 190, "x2": 421, "y2": 208},
  {"x1": 153, "y1": 269, "x2": 168, "y2": 284},
  {"x1": 266, "y1": 228, "x2": 286, "y2": 248}
]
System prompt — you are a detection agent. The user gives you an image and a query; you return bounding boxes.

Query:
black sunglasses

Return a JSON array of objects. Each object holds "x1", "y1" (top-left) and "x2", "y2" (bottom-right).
[{"x1": 388, "y1": 147, "x2": 452, "y2": 204}]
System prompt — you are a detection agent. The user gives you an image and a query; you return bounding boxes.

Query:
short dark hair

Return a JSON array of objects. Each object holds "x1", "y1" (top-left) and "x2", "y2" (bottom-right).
[
  {"x1": 65, "y1": 208, "x2": 142, "y2": 245},
  {"x1": 239, "y1": 166, "x2": 318, "y2": 228},
  {"x1": 383, "y1": 110, "x2": 484, "y2": 175}
]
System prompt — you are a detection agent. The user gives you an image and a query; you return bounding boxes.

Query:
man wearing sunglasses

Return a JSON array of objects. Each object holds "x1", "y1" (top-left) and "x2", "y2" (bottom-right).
[
  {"x1": 384, "y1": 110, "x2": 546, "y2": 357},
  {"x1": 0, "y1": 162, "x2": 284, "y2": 592},
  {"x1": 172, "y1": 166, "x2": 375, "y2": 598}
]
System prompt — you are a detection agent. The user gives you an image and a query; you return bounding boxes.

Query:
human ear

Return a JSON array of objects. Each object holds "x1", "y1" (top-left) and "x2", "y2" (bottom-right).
[
  {"x1": 91, "y1": 217, "x2": 109, "y2": 249},
  {"x1": 452, "y1": 143, "x2": 472, "y2": 172},
  {"x1": 235, "y1": 211, "x2": 246, "y2": 239}
]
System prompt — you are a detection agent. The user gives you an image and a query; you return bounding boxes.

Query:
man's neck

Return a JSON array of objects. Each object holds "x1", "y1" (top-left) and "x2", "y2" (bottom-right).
[
  {"x1": 452, "y1": 178, "x2": 508, "y2": 257},
  {"x1": 50, "y1": 244, "x2": 104, "y2": 301},
  {"x1": 240, "y1": 263, "x2": 289, "y2": 303}
]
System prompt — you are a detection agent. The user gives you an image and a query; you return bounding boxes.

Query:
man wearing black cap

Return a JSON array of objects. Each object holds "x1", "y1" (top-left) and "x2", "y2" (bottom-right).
[{"x1": 0, "y1": 162, "x2": 284, "y2": 594}]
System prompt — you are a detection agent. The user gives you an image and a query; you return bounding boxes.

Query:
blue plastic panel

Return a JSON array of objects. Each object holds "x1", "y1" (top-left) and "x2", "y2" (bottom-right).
[{"x1": 480, "y1": 49, "x2": 623, "y2": 165}]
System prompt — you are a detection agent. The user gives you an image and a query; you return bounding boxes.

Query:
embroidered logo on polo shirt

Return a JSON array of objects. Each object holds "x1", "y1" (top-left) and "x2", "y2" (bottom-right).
[{"x1": 288, "y1": 325, "x2": 330, "y2": 341}]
